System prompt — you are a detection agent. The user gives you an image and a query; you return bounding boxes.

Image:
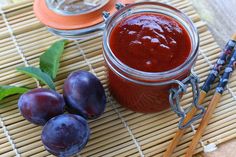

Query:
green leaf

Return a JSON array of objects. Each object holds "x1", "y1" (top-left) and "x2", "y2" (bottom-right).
[
  {"x1": 40, "y1": 40, "x2": 67, "y2": 79},
  {"x1": 0, "y1": 86, "x2": 29, "y2": 100},
  {"x1": 16, "y1": 67, "x2": 55, "y2": 90}
]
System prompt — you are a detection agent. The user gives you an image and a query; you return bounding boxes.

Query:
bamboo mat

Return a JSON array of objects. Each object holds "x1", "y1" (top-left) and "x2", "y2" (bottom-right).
[{"x1": 0, "y1": 0, "x2": 236, "y2": 157}]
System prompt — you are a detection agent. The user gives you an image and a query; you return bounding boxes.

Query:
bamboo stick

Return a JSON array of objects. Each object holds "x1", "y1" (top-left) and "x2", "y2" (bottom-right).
[
  {"x1": 17, "y1": 140, "x2": 43, "y2": 153},
  {"x1": 9, "y1": 123, "x2": 37, "y2": 135},
  {"x1": 16, "y1": 136, "x2": 41, "y2": 148},
  {"x1": 2, "y1": 106, "x2": 19, "y2": 116},
  {"x1": 0, "y1": 38, "x2": 13, "y2": 49},
  {"x1": 0, "y1": 144, "x2": 13, "y2": 154},
  {"x1": 179, "y1": 113, "x2": 236, "y2": 145},
  {"x1": 202, "y1": 121, "x2": 236, "y2": 142},
  {"x1": 0, "y1": 133, "x2": 6, "y2": 139},
  {"x1": 4, "y1": 7, "x2": 33, "y2": 19},
  {"x1": 17, "y1": 34, "x2": 57, "y2": 47},
  {"x1": 21, "y1": 146, "x2": 47, "y2": 157},
  {"x1": 30, "y1": 150, "x2": 50, "y2": 157},
  {"x1": 169, "y1": 0, "x2": 185, "y2": 5},
  {"x1": 2, "y1": 110, "x2": 19, "y2": 119},
  {"x1": 13, "y1": 22, "x2": 43, "y2": 36},
  {"x1": 182, "y1": 9, "x2": 196, "y2": 16},
  {"x1": 0, "y1": 104, "x2": 18, "y2": 113},
  {"x1": 7, "y1": 12, "x2": 35, "y2": 24},
  {"x1": 172, "y1": 0, "x2": 191, "y2": 8},
  {"x1": 81, "y1": 140, "x2": 135, "y2": 156},
  {"x1": 86, "y1": 132, "x2": 134, "y2": 152},
  {"x1": 0, "y1": 137, "x2": 9, "y2": 144},
  {"x1": 2, "y1": 0, "x2": 33, "y2": 13},
  {"x1": 200, "y1": 38, "x2": 215, "y2": 46},
  {"x1": 200, "y1": 30, "x2": 213, "y2": 37},
  {"x1": 0, "y1": 150, "x2": 16, "y2": 157},
  {"x1": 3, "y1": 116, "x2": 24, "y2": 125},
  {"x1": 200, "y1": 37, "x2": 214, "y2": 45},
  {"x1": 0, "y1": 58, "x2": 23, "y2": 68},
  {"x1": 199, "y1": 32, "x2": 211, "y2": 39},
  {"x1": 6, "y1": 120, "x2": 30, "y2": 130},
  {"x1": 0, "y1": 46, "x2": 18, "y2": 56},
  {"x1": 96, "y1": 143, "x2": 139, "y2": 157},
  {"x1": 15, "y1": 27, "x2": 49, "y2": 39},
  {"x1": 8, "y1": 18, "x2": 38, "y2": 31},
  {"x1": 0, "y1": 29, "x2": 9, "y2": 40},
  {"x1": 14, "y1": 131, "x2": 41, "y2": 144},
  {"x1": 114, "y1": 148, "x2": 139, "y2": 157}
]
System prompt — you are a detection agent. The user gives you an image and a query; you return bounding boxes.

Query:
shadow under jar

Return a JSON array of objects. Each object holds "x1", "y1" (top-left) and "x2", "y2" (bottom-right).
[{"x1": 103, "y1": 2, "x2": 199, "y2": 113}]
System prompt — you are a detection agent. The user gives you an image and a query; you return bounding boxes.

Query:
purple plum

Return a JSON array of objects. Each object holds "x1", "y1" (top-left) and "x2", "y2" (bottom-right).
[
  {"x1": 18, "y1": 88, "x2": 65, "y2": 125},
  {"x1": 63, "y1": 71, "x2": 106, "y2": 119},
  {"x1": 41, "y1": 114, "x2": 90, "y2": 156}
]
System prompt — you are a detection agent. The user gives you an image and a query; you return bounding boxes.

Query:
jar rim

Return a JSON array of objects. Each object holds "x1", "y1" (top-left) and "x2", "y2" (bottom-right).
[{"x1": 103, "y1": 2, "x2": 199, "y2": 83}]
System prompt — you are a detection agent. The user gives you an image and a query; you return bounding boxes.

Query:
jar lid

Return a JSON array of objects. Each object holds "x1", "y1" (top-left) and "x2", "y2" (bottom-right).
[{"x1": 34, "y1": 0, "x2": 134, "y2": 30}]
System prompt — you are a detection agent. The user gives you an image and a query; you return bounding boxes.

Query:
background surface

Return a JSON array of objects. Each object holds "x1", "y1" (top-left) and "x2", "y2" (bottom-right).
[{"x1": 0, "y1": 0, "x2": 235, "y2": 156}]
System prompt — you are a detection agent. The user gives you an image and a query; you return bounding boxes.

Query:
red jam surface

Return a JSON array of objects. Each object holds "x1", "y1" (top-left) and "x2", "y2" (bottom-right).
[
  {"x1": 110, "y1": 13, "x2": 191, "y2": 72},
  {"x1": 108, "y1": 13, "x2": 192, "y2": 113}
]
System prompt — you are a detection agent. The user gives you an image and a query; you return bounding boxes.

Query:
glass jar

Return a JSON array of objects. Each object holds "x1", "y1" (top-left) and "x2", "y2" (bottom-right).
[{"x1": 103, "y1": 2, "x2": 203, "y2": 128}]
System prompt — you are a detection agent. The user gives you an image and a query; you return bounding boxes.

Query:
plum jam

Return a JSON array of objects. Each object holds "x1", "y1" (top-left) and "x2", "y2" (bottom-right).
[
  {"x1": 103, "y1": 2, "x2": 199, "y2": 113},
  {"x1": 110, "y1": 13, "x2": 191, "y2": 72}
]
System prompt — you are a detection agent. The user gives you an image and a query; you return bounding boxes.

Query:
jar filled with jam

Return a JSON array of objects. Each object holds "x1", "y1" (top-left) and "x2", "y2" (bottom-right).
[{"x1": 103, "y1": 2, "x2": 203, "y2": 128}]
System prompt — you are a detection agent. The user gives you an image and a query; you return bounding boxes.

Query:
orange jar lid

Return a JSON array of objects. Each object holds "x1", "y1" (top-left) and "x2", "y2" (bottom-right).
[{"x1": 34, "y1": 0, "x2": 134, "y2": 30}]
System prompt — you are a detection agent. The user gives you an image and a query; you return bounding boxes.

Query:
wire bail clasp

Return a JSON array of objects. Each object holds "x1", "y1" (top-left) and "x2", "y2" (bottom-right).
[
  {"x1": 169, "y1": 70, "x2": 205, "y2": 129},
  {"x1": 103, "y1": 3, "x2": 125, "y2": 21}
]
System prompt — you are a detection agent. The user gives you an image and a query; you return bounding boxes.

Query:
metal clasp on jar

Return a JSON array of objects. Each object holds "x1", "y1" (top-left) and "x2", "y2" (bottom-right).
[
  {"x1": 102, "y1": 3, "x2": 125, "y2": 21},
  {"x1": 169, "y1": 69, "x2": 205, "y2": 129}
]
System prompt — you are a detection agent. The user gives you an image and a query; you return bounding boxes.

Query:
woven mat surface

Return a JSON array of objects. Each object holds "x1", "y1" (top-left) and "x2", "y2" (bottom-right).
[{"x1": 1, "y1": 0, "x2": 236, "y2": 156}]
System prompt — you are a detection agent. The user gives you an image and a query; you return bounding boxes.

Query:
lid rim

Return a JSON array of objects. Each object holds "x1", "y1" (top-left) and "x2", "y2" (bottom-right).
[
  {"x1": 45, "y1": 0, "x2": 110, "y2": 16},
  {"x1": 33, "y1": 0, "x2": 134, "y2": 30}
]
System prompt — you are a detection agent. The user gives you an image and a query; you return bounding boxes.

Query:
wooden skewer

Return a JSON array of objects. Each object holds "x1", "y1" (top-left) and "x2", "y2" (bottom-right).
[
  {"x1": 163, "y1": 91, "x2": 207, "y2": 157},
  {"x1": 185, "y1": 47, "x2": 236, "y2": 156},
  {"x1": 163, "y1": 34, "x2": 236, "y2": 157}
]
